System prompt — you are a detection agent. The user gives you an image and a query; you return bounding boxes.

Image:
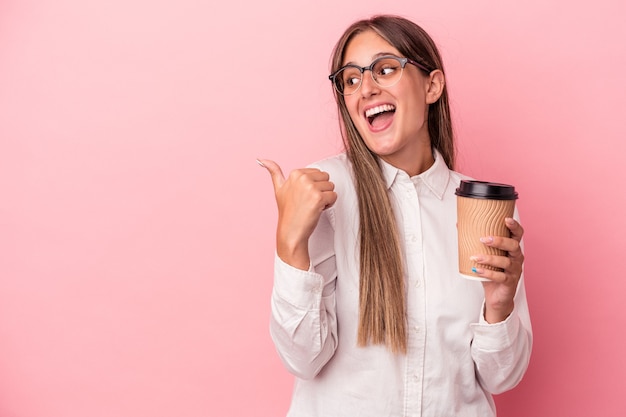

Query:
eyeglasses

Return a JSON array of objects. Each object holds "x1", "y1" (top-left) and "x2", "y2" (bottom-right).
[{"x1": 329, "y1": 55, "x2": 431, "y2": 96}]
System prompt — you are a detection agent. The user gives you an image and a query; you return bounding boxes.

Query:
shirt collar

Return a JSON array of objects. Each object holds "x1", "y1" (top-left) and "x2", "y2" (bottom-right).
[{"x1": 379, "y1": 149, "x2": 451, "y2": 200}]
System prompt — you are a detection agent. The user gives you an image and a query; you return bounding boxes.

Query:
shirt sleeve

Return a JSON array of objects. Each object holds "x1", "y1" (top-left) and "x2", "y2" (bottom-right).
[{"x1": 269, "y1": 209, "x2": 339, "y2": 380}]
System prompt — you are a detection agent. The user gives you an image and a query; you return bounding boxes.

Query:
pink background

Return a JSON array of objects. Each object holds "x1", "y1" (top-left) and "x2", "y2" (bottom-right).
[{"x1": 1, "y1": 0, "x2": 625, "y2": 416}]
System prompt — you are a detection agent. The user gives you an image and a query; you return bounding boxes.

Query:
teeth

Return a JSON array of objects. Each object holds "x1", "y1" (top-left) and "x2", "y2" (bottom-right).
[{"x1": 365, "y1": 104, "x2": 396, "y2": 118}]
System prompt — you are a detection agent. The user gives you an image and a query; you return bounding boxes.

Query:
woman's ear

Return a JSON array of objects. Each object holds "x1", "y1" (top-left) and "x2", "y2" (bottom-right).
[{"x1": 425, "y1": 70, "x2": 445, "y2": 104}]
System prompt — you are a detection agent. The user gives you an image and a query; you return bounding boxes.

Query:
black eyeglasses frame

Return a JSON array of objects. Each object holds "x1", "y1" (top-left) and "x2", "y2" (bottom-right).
[{"x1": 328, "y1": 55, "x2": 433, "y2": 95}]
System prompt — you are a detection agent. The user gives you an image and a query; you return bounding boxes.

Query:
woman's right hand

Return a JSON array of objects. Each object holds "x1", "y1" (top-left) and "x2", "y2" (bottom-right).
[{"x1": 258, "y1": 159, "x2": 337, "y2": 270}]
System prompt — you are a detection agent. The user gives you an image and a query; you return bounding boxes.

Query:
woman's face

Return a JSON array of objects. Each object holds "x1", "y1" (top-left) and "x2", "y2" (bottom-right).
[{"x1": 341, "y1": 30, "x2": 442, "y2": 175}]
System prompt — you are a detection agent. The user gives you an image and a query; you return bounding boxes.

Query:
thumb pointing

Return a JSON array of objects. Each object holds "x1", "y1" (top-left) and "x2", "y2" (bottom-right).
[{"x1": 256, "y1": 158, "x2": 286, "y2": 190}]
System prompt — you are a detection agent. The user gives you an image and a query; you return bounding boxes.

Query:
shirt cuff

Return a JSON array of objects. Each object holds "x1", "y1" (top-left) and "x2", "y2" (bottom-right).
[
  {"x1": 273, "y1": 253, "x2": 324, "y2": 310},
  {"x1": 470, "y1": 305, "x2": 521, "y2": 351}
]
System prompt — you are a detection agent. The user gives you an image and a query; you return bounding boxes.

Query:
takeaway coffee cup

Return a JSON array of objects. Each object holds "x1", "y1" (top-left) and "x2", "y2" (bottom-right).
[{"x1": 455, "y1": 180, "x2": 518, "y2": 281}]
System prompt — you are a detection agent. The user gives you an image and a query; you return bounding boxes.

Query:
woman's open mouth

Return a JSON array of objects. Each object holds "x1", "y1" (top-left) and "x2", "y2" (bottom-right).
[{"x1": 365, "y1": 104, "x2": 396, "y2": 130}]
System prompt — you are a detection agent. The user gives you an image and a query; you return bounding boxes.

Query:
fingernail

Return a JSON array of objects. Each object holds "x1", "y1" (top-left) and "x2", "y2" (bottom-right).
[
  {"x1": 480, "y1": 237, "x2": 493, "y2": 244},
  {"x1": 470, "y1": 255, "x2": 484, "y2": 262},
  {"x1": 505, "y1": 217, "x2": 515, "y2": 226},
  {"x1": 256, "y1": 158, "x2": 265, "y2": 167},
  {"x1": 472, "y1": 267, "x2": 483, "y2": 274}
]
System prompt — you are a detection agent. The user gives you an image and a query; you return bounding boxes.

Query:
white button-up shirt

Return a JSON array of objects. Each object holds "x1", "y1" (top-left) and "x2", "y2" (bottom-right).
[{"x1": 270, "y1": 151, "x2": 532, "y2": 417}]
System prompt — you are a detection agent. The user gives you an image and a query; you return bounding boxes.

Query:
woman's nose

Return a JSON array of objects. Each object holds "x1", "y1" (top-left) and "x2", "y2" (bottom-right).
[{"x1": 359, "y1": 72, "x2": 379, "y2": 97}]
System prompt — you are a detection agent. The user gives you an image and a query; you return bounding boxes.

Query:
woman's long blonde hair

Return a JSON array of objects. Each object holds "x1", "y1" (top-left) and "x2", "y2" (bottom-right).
[{"x1": 330, "y1": 15, "x2": 455, "y2": 353}]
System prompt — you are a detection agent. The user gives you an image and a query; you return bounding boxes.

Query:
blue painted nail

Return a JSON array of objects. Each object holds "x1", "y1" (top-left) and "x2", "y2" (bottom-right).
[{"x1": 472, "y1": 267, "x2": 478, "y2": 274}]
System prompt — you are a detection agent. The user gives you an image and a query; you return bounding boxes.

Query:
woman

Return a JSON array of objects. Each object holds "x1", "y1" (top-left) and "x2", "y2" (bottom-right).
[{"x1": 258, "y1": 14, "x2": 532, "y2": 417}]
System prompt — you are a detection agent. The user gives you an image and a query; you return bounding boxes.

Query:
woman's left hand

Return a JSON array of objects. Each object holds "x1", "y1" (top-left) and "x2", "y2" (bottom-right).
[{"x1": 470, "y1": 218, "x2": 525, "y2": 323}]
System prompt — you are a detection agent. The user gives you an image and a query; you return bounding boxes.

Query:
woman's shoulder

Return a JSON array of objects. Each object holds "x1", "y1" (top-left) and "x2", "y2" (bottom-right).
[
  {"x1": 308, "y1": 153, "x2": 349, "y2": 169},
  {"x1": 308, "y1": 153, "x2": 353, "y2": 181},
  {"x1": 449, "y1": 169, "x2": 474, "y2": 183},
  {"x1": 443, "y1": 169, "x2": 474, "y2": 198}
]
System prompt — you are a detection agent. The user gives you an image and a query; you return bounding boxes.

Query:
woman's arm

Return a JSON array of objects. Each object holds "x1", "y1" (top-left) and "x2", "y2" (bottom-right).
[
  {"x1": 269, "y1": 210, "x2": 339, "y2": 379},
  {"x1": 470, "y1": 274, "x2": 533, "y2": 394},
  {"x1": 259, "y1": 159, "x2": 340, "y2": 379},
  {"x1": 470, "y1": 217, "x2": 533, "y2": 393}
]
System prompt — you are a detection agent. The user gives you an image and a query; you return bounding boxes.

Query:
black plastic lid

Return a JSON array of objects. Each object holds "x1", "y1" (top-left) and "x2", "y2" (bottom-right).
[{"x1": 455, "y1": 180, "x2": 518, "y2": 200}]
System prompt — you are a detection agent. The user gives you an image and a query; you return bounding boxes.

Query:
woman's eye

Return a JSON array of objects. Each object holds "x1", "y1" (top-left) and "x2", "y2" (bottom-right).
[
  {"x1": 341, "y1": 70, "x2": 361, "y2": 87},
  {"x1": 378, "y1": 66, "x2": 397, "y2": 76},
  {"x1": 346, "y1": 76, "x2": 361, "y2": 86}
]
